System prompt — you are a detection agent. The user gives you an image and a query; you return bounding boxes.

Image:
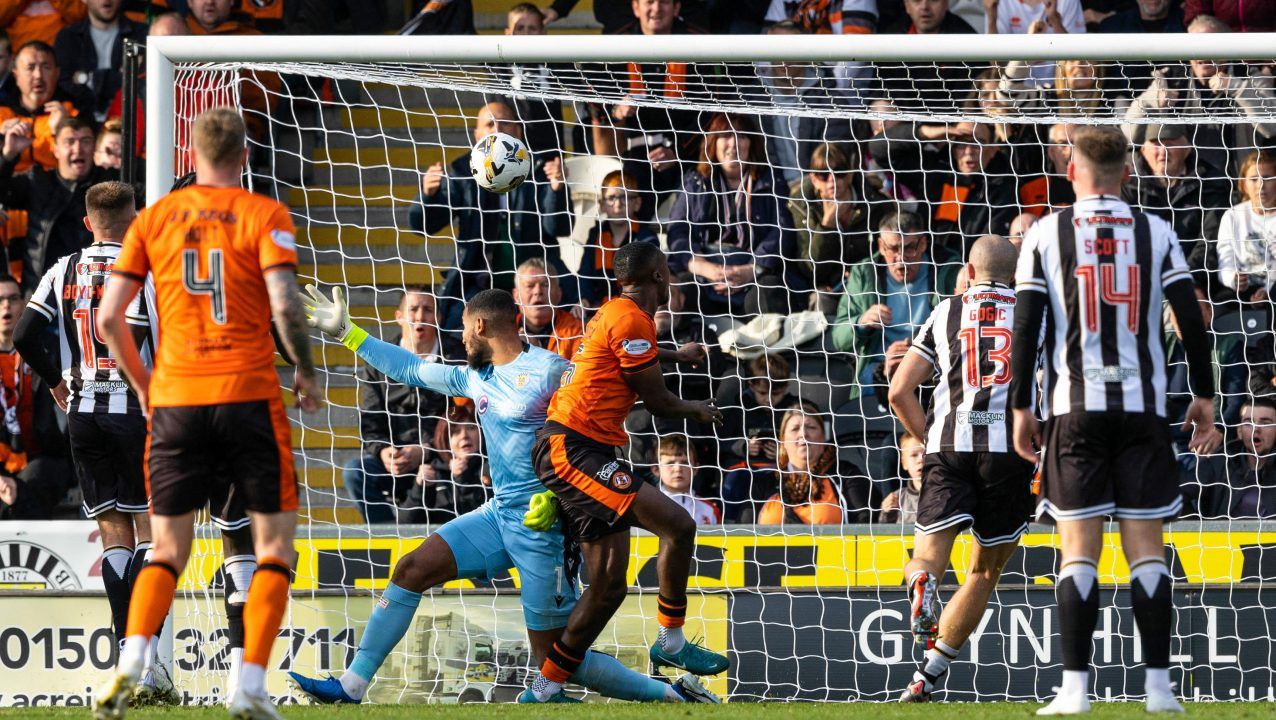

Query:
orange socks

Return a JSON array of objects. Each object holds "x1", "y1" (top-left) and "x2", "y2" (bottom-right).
[
  {"x1": 242, "y1": 557, "x2": 292, "y2": 668},
  {"x1": 657, "y1": 595, "x2": 687, "y2": 629},
  {"x1": 125, "y1": 562, "x2": 179, "y2": 639},
  {"x1": 541, "y1": 641, "x2": 584, "y2": 684}
]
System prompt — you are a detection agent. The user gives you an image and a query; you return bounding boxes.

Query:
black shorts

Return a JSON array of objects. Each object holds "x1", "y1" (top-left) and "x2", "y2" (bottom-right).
[
  {"x1": 916, "y1": 451, "x2": 1035, "y2": 547},
  {"x1": 69, "y1": 412, "x2": 149, "y2": 517},
  {"x1": 1039, "y1": 411, "x2": 1180, "y2": 521},
  {"x1": 208, "y1": 480, "x2": 251, "y2": 531},
  {"x1": 147, "y1": 397, "x2": 297, "y2": 518},
  {"x1": 531, "y1": 421, "x2": 639, "y2": 541}
]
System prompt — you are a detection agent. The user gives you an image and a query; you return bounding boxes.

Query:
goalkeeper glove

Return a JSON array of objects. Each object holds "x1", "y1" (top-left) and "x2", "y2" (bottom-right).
[
  {"x1": 302, "y1": 284, "x2": 367, "y2": 350},
  {"x1": 523, "y1": 490, "x2": 558, "y2": 532}
]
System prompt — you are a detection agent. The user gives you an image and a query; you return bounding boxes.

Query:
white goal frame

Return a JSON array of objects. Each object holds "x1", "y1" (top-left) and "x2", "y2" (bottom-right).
[{"x1": 144, "y1": 32, "x2": 1276, "y2": 204}]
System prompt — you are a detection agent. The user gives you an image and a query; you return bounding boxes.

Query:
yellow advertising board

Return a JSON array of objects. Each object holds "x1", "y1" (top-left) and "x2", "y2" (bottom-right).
[
  {"x1": 172, "y1": 529, "x2": 1276, "y2": 593},
  {"x1": 0, "y1": 593, "x2": 727, "y2": 707}
]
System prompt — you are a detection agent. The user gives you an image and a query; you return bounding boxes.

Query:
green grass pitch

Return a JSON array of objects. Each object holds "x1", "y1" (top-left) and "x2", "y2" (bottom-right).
[{"x1": 2, "y1": 705, "x2": 1270, "y2": 719}]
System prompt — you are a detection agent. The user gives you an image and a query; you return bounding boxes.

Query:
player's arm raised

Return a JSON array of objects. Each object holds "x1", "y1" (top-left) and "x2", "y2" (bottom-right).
[
  {"x1": 303, "y1": 283, "x2": 463, "y2": 397},
  {"x1": 97, "y1": 273, "x2": 151, "y2": 410},
  {"x1": 265, "y1": 268, "x2": 321, "y2": 411}
]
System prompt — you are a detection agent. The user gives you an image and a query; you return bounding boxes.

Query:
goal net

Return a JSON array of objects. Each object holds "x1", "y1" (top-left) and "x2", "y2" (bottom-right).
[{"x1": 147, "y1": 34, "x2": 1276, "y2": 704}]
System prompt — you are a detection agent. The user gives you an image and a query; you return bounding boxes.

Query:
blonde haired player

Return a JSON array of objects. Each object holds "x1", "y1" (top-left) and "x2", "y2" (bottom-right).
[{"x1": 93, "y1": 107, "x2": 319, "y2": 720}]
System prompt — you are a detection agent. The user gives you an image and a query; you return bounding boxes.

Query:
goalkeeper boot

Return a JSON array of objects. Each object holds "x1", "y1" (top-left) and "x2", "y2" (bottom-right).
[
  {"x1": 517, "y1": 687, "x2": 582, "y2": 703},
  {"x1": 909, "y1": 571, "x2": 941, "y2": 646},
  {"x1": 671, "y1": 673, "x2": 721, "y2": 703},
  {"x1": 287, "y1": 672, "x2": 361, "y2": 704},
  {"x1": 228, "y1": 688, "x2": 284, "y2": 720},
  {"x1": 1036, "y1": 689, "x2": 1091, "y2": 716},
  {"x1": 649, "y1": 639, "x2": 730, "y2": 676},
  {"x1": 1146, "y1": 689, "x2": 1185, "y2": 714}
]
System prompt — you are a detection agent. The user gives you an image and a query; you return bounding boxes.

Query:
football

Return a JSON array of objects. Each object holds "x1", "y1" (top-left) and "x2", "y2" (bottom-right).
[{"x1": 469, "y1": 131, "x2": 531, "y2": 193}]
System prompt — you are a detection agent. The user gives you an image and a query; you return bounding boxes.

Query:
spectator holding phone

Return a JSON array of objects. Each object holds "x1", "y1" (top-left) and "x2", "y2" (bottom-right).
[{"x1": 1218, "y1": 149, "x2": 1276, "y2": 302}]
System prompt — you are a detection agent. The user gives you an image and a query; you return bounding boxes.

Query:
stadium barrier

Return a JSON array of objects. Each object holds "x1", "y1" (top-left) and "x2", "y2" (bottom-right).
[{"x1": 3, "y1": 522, "x2": 1272, "y2": 706}]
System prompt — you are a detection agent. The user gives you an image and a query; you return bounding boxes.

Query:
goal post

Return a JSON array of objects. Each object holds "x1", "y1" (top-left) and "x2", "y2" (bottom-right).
[
  {"x1": 135, "y1": 31, "x2": 1276, "y2": 705},
  {"x1": 143, "y1": 32, "x2": 1276, "y2": 203}
]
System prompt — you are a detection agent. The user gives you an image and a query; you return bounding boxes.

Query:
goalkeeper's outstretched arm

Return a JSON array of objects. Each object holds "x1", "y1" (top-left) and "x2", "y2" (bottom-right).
[{"x1": 302, "y1": 284, "x2": 463, "y2": 397}]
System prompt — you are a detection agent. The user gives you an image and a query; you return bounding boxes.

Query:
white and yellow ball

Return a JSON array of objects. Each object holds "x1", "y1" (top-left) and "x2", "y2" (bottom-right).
[{"x1": 469, "y1": 132, "x2": 531, "y2": 193}]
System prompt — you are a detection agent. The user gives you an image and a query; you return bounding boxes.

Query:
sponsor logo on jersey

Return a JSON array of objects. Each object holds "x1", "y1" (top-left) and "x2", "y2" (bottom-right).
[
  {"x1": 612, "y1": 471, "x2": 632, "y2": 490},
  {"x1": 80, "y1": 381, "x2": 129, "y2": 394},
  {"x1": 270, "y1": 229, "x2": 296, "y2": 251},
  {"x1": 1079, "y1": 215, "x2": 1133, "y2": 228},
  {"x1": 477, "y1": 395, "x2": 490, "y2": 415},
  {"x1": 597, "y1": 460, "x2": 620, "y2": 481},
  {"x1": 621, "y1": 339, "x2": 651, "y2": 355},
  {"x1": 1084, "y1": 366, "x2": 1139, "y2": 383},
  {"x1": 956, "y1": 410, "x2": 1007, "y2": 426},
  {"x1": 75, "y1": 261, "x2": 113, "y2": 277}
]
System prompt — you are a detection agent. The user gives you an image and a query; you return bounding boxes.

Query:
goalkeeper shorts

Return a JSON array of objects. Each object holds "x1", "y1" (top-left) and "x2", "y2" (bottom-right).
[{"x1": 435, "y1": 500, "x2": 576, "y2": 631}]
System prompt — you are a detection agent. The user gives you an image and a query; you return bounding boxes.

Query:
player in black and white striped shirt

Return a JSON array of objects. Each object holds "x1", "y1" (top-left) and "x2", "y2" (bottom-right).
[
  {"x1": 1008, "y1": 127, "x2": 1217, "y2": 716},
  {"x1": 887, "y1": 235, "x2": 1035, "y2": 703},
  {"x1": 14, "y1": 183, "x2": 156, "y2": 662}
]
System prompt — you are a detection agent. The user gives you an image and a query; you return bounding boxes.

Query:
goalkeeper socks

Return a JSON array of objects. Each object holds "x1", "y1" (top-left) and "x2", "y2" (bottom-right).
[
  {"x1": 102, "y1": 546, "x2": 133, "y2": 641},
  {"x1": 657, "y1": 595, "x2": 687, "y2": 653},
  {"x1": 242, "y1": 557, "x2": 291, "y2": 669},
  {"x1": 125, "y1": 561, "x2": 179, "y2": 640},
  {"x1": 345, "y1": 581, "x2": 423, "y2": 697},
  {"x1": 1056, "y1": 558, "x2": 1099, "y2": 673},
  {"x1": 1129, "y1": 557, "x2": 1173, "y2": 675},
  {"x1": 534, "y1": 641, "x2": 584, "y2": 700},
  {"x1": 573, "y1": 650, "x2": 677, "y2": 702}
]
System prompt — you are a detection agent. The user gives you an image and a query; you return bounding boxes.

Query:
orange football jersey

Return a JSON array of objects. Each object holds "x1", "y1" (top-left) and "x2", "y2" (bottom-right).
[
  {"x1": 547, "y1": 295, "x2": 658, "y2": 446},
  {"x1": 114, "y1": 185, "x2": 297, "y2": 407}
]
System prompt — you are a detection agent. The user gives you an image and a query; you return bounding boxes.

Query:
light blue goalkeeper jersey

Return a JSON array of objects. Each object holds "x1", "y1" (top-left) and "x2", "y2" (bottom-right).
[{"x1": 353, "y1": 335, "x2": 568, "y2": 505}]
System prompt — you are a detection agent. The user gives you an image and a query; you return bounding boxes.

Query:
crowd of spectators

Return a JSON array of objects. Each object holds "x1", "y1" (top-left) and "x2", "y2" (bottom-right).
[{"x1": 0, "y1": 0, "x2": 1274, "y2": 524}]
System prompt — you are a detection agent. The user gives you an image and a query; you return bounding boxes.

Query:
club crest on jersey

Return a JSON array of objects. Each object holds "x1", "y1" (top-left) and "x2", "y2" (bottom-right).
[
  {"x1": 516, "y1": 373, "x2": 529, "y2": 388},
  {"x1": 611, "y1": 471, "x2": 632, "y2": 490},
  {"x1": 621, "y1": 339, "x2": 651, "y2": 355},
  {"x1": 476, "y1": 395, "x2": 490, "y2": 415}
]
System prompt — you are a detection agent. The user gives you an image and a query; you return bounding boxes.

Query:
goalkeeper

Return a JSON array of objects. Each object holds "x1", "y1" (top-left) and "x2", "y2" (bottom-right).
[{"x1": 290, "y1": 286, "x2": 716, "y2": 704}]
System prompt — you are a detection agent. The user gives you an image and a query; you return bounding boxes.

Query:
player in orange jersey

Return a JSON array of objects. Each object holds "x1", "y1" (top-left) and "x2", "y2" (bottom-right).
[
  {"x1": 92, "y1": 108, "x2": 318, "y2": 720},
  {"x1": 523, "y1": 241, "x2": 728, "y2": 703}
]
